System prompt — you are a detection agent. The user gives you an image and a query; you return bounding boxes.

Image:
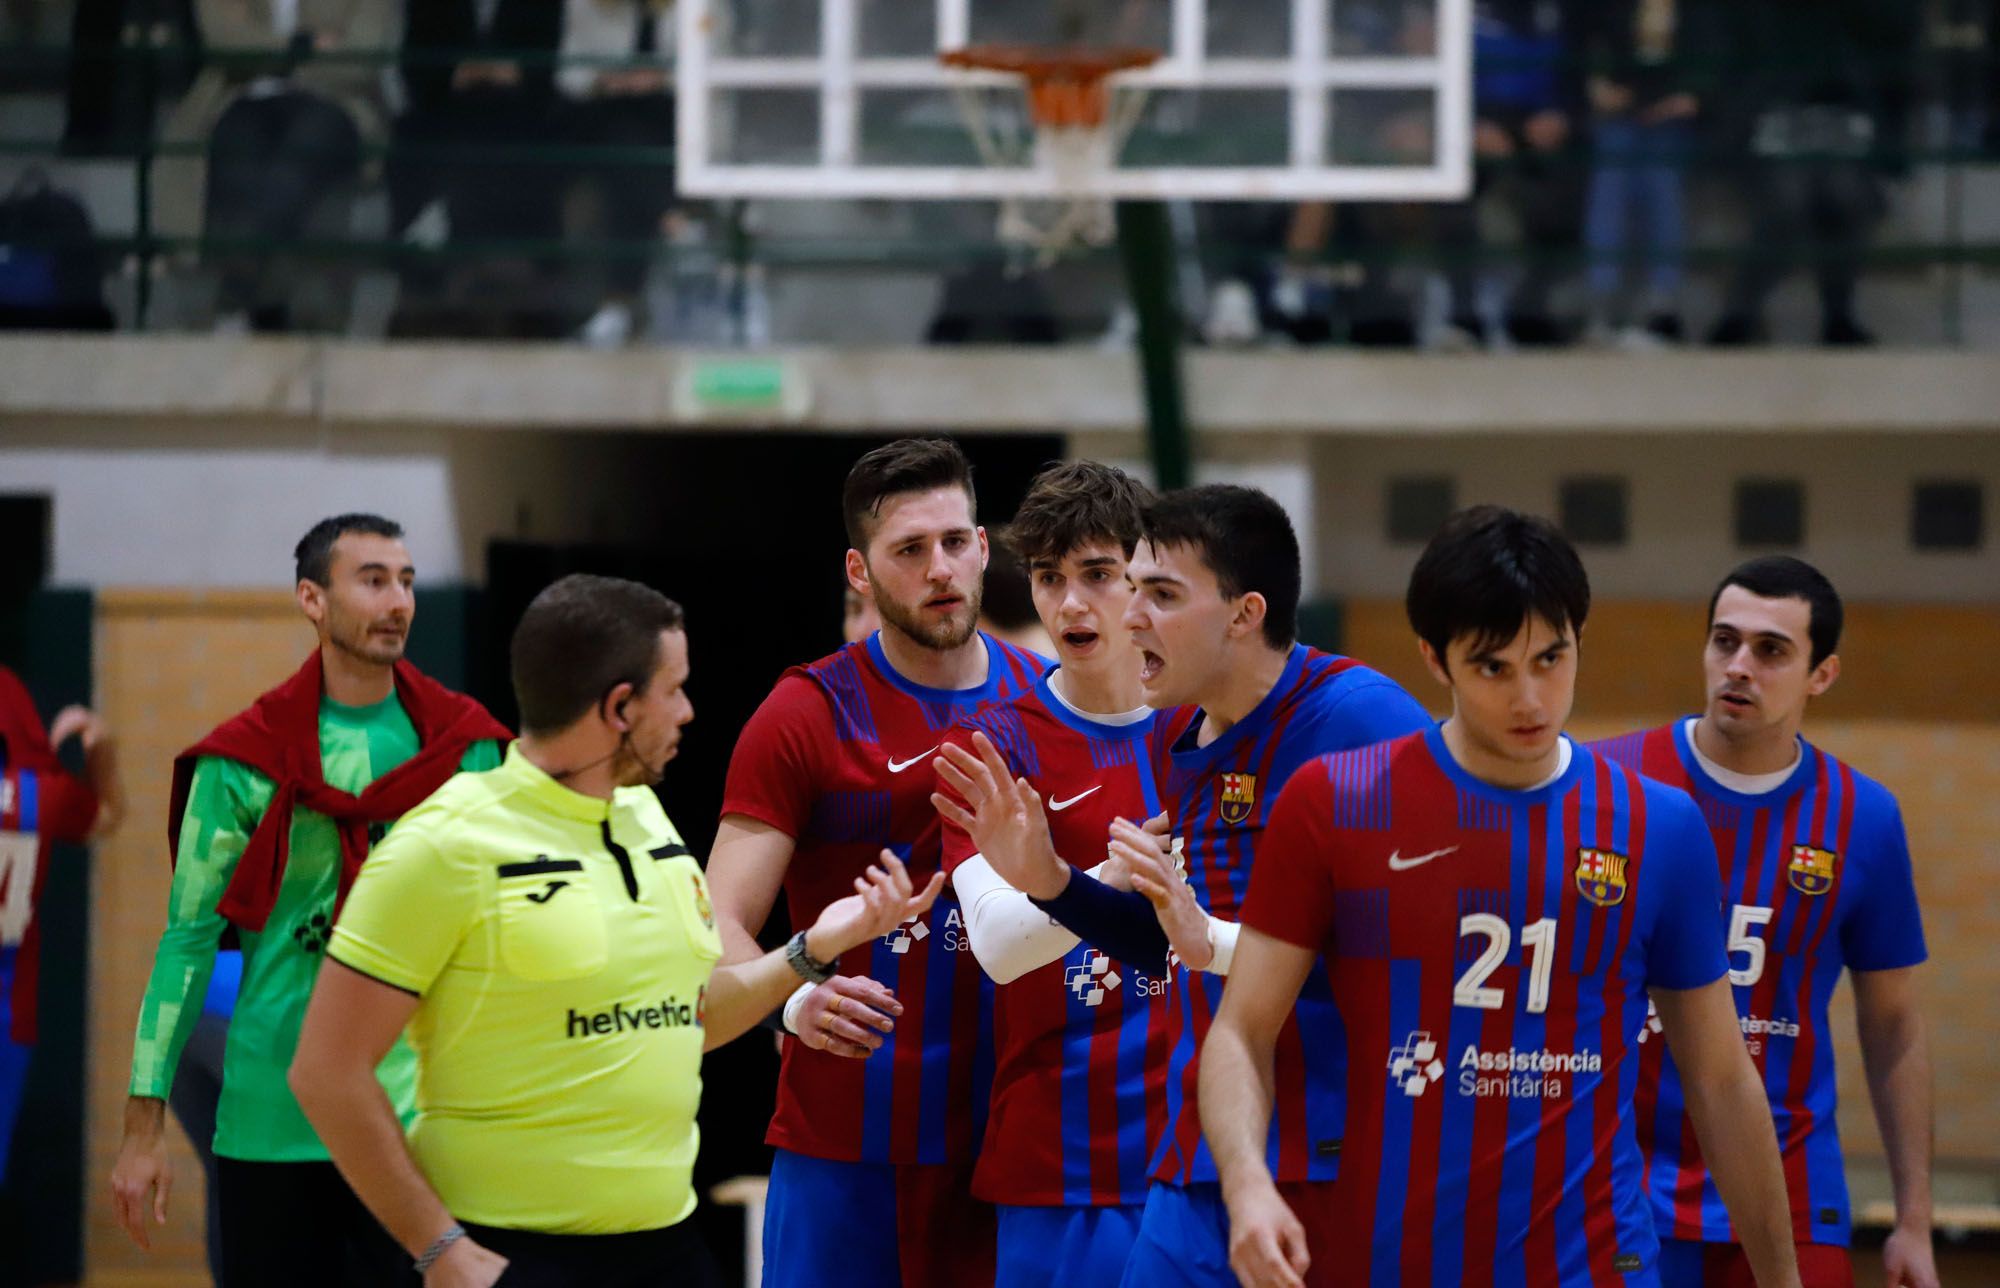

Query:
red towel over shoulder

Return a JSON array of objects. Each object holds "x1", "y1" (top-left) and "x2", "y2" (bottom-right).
[{"x1": 167, "y1": 651, "x2": 512, "y2": 932}]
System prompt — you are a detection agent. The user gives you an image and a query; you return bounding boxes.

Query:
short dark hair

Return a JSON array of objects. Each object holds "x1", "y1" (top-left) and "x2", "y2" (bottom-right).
[
  {"x1": 979, "y1": 543, "x2": 1039, "y2": 632},
  {"x1": 1405, "y1": 505, "x2": 1591, "y2": 663},
  {"x1": 1142, "y1": 485, "x2": 1301, "y2": 648},
  {"x1": 1003, "y1": 460, "x2": 1152, "y2": 567},
  {"x1": 295, "y1": 514, "x2": 404, "y2": 586},
  {"x1": 842, "y1": 437, "x2": 977, "y2": 549},
  {"x1": 510, "y1": 574, "x2": 685, "y2": 736},
  {"x1": 1708, "y1": 555, "x2": 1843, "y2": 666}
]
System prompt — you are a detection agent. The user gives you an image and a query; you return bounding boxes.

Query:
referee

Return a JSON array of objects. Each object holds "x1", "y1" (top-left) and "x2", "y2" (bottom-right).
[{"x1": 291, "y1": 575, "x2": 938, "y2": 1287}]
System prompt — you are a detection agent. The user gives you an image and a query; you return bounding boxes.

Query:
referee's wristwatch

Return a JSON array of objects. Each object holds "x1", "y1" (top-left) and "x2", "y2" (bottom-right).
[{"x1": 785, "y1": 930, "x2": 836, "y2": 984}]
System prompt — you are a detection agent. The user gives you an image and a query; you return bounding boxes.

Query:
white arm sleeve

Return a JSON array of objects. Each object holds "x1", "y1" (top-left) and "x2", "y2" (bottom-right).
[
  {"x1": 952, "y1": 855, "x2": 1119, "y2": 984},
  {"x1": 1204, "y1": 916, "x2": 1241, "y2": 976}
]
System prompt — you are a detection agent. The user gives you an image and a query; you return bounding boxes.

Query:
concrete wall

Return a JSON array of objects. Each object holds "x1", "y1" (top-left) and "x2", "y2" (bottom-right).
[
  {"x1": 1311, "y1": 431, "x2": 2000, "y2": 604},
  {"x1": 0, "y1": 420, "x2": 677, "y2": 589},
  {"x1": 5, "y1": 422, "x2": 1992, "y2": 606}
]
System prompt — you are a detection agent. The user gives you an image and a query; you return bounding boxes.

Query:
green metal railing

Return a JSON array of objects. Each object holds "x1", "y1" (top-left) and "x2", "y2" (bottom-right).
[{"x1": 2, "y1": 38, "x2": 1997, "y2": 337}]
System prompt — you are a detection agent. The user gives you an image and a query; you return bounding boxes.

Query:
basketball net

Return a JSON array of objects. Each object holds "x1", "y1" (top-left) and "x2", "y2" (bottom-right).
[{"x1": 942, "y1": 46, "x2": 1160, "y2": 265}]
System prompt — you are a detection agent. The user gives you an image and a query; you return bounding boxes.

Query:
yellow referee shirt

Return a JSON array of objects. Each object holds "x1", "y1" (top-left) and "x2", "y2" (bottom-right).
[{"x1": 328, "y1": 743, "x2": 722, "y2": 1235}]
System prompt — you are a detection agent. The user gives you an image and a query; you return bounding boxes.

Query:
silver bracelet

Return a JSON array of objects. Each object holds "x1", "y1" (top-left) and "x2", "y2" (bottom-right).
[{"x1": 414, "y1": 1224, "x2": 466, "y2": 1274}]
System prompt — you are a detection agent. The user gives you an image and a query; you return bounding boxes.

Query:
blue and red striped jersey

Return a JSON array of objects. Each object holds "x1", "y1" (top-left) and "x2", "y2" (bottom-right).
[
  {"x1": 1147, "y1": 643, "x2": 1430, "y2": 1186},
  {"x1": 1594, "y1": 721, "x2": 1927, "y2": 1247},
  {"x1": 1243, "y1": 729, "x2": 1730, "y2": 1285},
  {"x1": 939, "y1": 670, "x2": 1170, "y2": 1207},
  {"x1": 0, "y1": 686, "x2": 99, "y2": 1045},
  {"x1": 720, "y1": 631, "x2": 1047, "y2": 1165}
]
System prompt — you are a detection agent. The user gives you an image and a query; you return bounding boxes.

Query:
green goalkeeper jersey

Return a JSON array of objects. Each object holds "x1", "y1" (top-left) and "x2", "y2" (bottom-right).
[{"x1": 129, "y1": 691, "x2": 503, "y2": 1161}]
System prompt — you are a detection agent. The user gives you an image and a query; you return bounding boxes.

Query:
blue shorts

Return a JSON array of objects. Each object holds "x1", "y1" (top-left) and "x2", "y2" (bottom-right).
[
  {"x1": 1657, "y1": 1239, "x2": 1703, "y2": 1288},
  {"x1": 0, "y1": 950, "x2": 31, "y2": 1185},
  {"x1": 1657, "y1": 1237, "x2": 1854, "y2": 1288},
  {"x1": 997, "y1": 1202, "x2": 1143, "y2": 1288},
  {"x1": 762, "y1": 1148, "x2": 995, "y2": 1288},
  {"x1": 1120, "y1": 1182, "x2": 1235, "y2": 1288}
]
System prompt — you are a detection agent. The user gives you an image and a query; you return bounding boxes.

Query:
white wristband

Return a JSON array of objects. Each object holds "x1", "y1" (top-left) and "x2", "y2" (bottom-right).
[
  {"x1": 781, "y1": 981, "x2": 815, "y2": 1035},
  {"x1": 1204, "y1": 916, "x2": 1240, "y2": 976}
]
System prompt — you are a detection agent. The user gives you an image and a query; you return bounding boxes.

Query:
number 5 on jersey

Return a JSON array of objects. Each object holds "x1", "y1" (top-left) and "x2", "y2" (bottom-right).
[{"x1": 1727, "y1": 904, "x2": 1774, "y2": 986}]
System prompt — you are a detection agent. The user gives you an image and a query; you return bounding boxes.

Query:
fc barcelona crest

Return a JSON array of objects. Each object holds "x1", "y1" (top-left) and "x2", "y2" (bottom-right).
[
  {"x1": 1788, "y1": 845, "x2": 1838, "y2": 896},
  {"x1": 691, "y1": 873, "x2": 716, "y2": 928},
  {"x1": 1218, "y1": 772, "x2": 1258, "y2": 825},
  {"x1": 1574, "y1": 848, "x2": 1628, "y2": 907}
]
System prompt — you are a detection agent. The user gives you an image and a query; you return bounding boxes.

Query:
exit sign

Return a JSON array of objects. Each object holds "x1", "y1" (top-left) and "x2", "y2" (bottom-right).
[{"x1": 673, "y1": 356, "x2": 810, "y2": 421}]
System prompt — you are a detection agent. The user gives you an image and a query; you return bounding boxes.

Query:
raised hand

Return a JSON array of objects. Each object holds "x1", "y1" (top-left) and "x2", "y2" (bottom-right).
[
  {"x1": 931, "y1": 733, "x2": 1069, "y2": 900},
  {"x1": 807, "y1": 850, "x2": 946, "y2": 960},
  {"x1": 1111, "y1": 815, "x2": 1212, "y2": 970},
  {"x1": 48, "y1": 704, "x2": 106, "y2": 750},
  {"x1": 1098, "y1": 811, "x2": 1168, "y2": 892}
]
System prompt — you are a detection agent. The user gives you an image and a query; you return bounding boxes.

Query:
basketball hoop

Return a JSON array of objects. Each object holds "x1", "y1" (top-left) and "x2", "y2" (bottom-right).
[{"x1": 940, "y1": 44, "x2": 1161, "y2": 263}]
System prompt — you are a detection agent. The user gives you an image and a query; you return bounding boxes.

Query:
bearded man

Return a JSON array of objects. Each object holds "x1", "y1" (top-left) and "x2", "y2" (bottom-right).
[
  {"x1": 708, "y1": 438, "x2": 1048, "y2": 1288},
  {"x1": 111, "y1": 514, "x2": 509, "y2": 1287}
]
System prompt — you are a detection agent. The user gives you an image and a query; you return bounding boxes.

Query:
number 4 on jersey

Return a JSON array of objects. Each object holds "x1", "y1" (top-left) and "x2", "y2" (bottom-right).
[{"x1": 0, "y1": 833, "x2": 37, "y2": 947}]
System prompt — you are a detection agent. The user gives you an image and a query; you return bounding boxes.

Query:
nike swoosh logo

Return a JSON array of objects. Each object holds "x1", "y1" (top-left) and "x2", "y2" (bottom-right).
[
  {"x1": 887, "y1": 746, "x2": 940, "y2": 774},
  {"x1": 1048, "y1": 786, "x2": 1101, "y2": 812},
  {"x1": 526, "y1": 880, "x2": 569, "y2": 903},
  {"x1": 1387, "y1": 846, "x2": 1459, "y2": 872}
]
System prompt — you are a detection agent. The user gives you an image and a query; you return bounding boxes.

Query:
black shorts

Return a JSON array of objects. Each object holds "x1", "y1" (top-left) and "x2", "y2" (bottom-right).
[
  {"x1": 465, "y1": 1219, "x2": 722, "y2": 1288},
  {"x1": 214, "y1": 1157, "x2": 414, "y2": 1288}
]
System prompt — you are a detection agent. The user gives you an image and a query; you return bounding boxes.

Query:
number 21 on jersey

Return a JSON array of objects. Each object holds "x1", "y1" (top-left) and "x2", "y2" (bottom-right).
[{"x1": 1454, "y1": 913, "x2": 1557, "y2": 1013}]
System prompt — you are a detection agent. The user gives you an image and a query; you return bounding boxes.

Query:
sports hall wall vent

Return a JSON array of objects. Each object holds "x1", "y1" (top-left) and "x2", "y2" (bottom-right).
[
  {"x1": 1911, "y1": 481, "x2": 1983, "y2": 551},
  {"x1": 1734, "y1": 479, "x2": 1805, "y2": 548},
  {"x1": 1559, "y1": 477, "x2": 1628, "y2": 547}
]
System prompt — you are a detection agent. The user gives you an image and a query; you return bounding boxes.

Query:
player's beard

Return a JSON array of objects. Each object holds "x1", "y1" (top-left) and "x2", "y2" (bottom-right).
[
  {"x1": 874, "y1": 580, "x2": 983, "y2": 652},
  {"x1": 327, "y1": 607, "x2": 409, "y2": 667}
]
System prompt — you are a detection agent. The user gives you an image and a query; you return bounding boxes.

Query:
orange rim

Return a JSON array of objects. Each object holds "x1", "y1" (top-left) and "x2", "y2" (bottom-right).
[{"x1": 941, "y1": 44, "x2": 1161, "y2": 130}]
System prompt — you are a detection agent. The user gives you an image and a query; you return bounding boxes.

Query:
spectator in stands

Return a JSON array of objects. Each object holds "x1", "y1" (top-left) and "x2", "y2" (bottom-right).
[
  {"x1": 1575, "y1": 0, "x2": 1719, "y2": 348},
  {"x1": 0, "y1": 168, "x2": 115, "y2": 331},
  {"x1": 60, "y1": 0, "x2": 202, "y2": 159},
  {"x1": 1271, "y1": 186, "x2": 1440, "y2": 350},
  {"x1": 1442, "y1": 0, "x2": 1585, "y2": 346},
  {"x1": 157, "y1": 0, "x2": 398, "y2": 332},
  {"x1": 557, "y1": 0, "x2": 678, "y2": 347},
  {"x1": 389, "y1": 0, "x2": 564, "y2": 333},
  {"x1": 1707, "y1": 0, "x2": 1920, "y2": 347},
  {"x1": 1292, "y1": 0, "x2": 1582, "y2": 349}
]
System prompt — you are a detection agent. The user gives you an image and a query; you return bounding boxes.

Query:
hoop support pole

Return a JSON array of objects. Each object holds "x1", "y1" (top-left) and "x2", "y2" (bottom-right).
[{"x1": 1116, "y1": 200, "x2": 1192, "y2": 490}]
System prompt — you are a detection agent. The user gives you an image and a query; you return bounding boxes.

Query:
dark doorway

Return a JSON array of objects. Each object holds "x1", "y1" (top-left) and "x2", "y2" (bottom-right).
[{"x1": 475, "y1": 431, "x2": 1064, "y2": 1284}]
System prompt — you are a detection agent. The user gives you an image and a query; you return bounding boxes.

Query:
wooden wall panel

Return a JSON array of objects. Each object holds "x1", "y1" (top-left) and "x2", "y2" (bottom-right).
[
  {"x1": 1343, "y1": 601, "x2": 2000, "y2": 725},
  {"x1": 87, "y1": 591, "x2": 312, "y2": 1284}
]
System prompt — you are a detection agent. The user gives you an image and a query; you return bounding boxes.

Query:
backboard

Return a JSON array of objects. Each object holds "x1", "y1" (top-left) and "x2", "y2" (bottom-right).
[{"x1": 676, "y1": 0, "x2": 1472, "y2": 203}]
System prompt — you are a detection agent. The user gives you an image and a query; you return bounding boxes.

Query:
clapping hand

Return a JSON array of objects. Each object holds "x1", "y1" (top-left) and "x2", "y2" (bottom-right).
[{"x1": 1110, "y1": 815, "x2": 1212, "y2": 970}]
